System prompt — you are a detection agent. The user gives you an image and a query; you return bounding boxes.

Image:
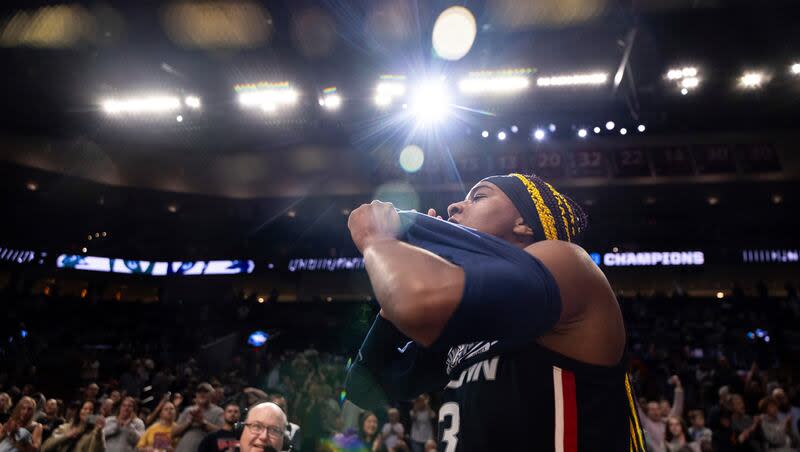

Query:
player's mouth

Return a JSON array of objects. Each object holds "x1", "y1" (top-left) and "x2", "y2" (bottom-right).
[{"x1": 447, "y1": 217, "x2": 459, "y2": 224}]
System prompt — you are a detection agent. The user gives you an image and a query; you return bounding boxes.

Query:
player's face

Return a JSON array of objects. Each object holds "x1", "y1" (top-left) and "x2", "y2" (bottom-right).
[{"x1": 447, "y1": 182, "x2": 526, "y2": 243}]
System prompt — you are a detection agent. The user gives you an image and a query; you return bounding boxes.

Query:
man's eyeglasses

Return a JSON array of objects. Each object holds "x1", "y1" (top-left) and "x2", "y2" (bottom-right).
[{"x1": 243, "y1": 423, "x2": 284, "y2": 437}]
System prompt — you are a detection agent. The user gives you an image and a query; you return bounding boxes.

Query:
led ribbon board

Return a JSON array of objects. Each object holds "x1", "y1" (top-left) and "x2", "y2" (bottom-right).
[
  {"x1": 0, "y1": 246, "x2": 45, "y2": 264},
  {"x1": 741, "y1": 249, "x2": 799, "y2": 263},
  {"x1": 287, "y1": 257, "x2": 364, "y2": 272},
  {"x1": 57, "y1": 255, "x2": 254, "y2": 275},
  {"x1": 602, "y1": 251, "x2": 705, "y2": 267}
]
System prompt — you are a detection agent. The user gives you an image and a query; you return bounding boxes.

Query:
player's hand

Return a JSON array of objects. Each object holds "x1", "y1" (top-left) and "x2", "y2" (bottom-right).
[
  {"x1": 426, "y1": 208, "x2": 443, "y2": 220},
  {"x1": 348, "y1": 201, "x2": 402, "y2": 252}
]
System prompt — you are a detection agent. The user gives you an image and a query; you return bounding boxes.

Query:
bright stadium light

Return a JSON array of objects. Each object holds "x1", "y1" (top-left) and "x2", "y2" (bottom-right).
[
  {"x1": 497, "y1": 131, "x2": 507, "y2": 141},
  {"x1": 620, "y1": 128, "x2": 627, "y2": 135},
  {"x1": 510, "y1": 125, "x2": 519, "y2": 133},
  {"x1": 376, "y1": 82, "x2": 406, "y2": 96},
  {"x1": 593, "y1": 126, "x2": 601, "y2": 134},
  {"x1": 409, "y1": 79, "x2": 450, "y2": 124},
  {"x1": 638, "y1": 124, "x2": 646, "y2": 133},
  {"x1": 176, "y1": 115, "x2": 183, "y2": 122},
  {"x1": 666, "y1": 66, "x2": 698, "y2": 79},
  {"x1": 605, "y1": 121, "x2": 615, "y2": 130},
  {"x1": 236, "y1": 82, "x2": 299, "y2": 112},
  {"x1": 374, "y1": 94, "x2": 392, "y2": 106},
  {"x1": 101, "y1": 96, "x2": 181, "y2": 114},
  {"x1": 536, "y1": 72, "x2": 608, "y2": 87},
  {"x1": 681, "y1": 77, "x2": 700, "y2": 89},
  {"x1": 374, "y1": 77, "x2": 406, "y2": 107},
  {"x1": 534, "y1": 129, "x2": 545, "y2": 141},
  {"x1": 667, "y1": 69, "x2": 683, "y2": 80},
  {"x1": 739, "y1": 71, "x2": 765, "y2": 89},
  {"x1": 578, "y1": 128, "x2": 588, "y2": 138},
  {"x1": 322, "y1": 94, "x2": 341, "y2": 109},
  {"x1": 459, "y1": 76, "x2": 530, "y2": 95},
  {"x1": 481, "y1": 130, "x2": 489, "y2": 138},
  {"x1": 666, "y1": 67, "x2": 701, "y2": 93},
  {"x1": 432, "y1": 6, "x2": 477, "y2": 61},
  {"x1": 320, "y1": 87, "x2": 342, "y2": 111},
  {"x1": 792, "y1": 63, "x2": 800, "y2": 75},
  {"x1": 185, "y1": 96, "x2": 201, "y2": 109}
]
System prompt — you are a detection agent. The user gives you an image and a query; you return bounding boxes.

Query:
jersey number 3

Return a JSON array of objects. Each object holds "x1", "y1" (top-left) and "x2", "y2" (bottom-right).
[{"x1": 439, "y1": 402, "x2": 460, "y2": 452}]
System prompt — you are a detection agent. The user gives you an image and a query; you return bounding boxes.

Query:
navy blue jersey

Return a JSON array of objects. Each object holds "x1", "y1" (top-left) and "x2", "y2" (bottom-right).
[{"x1": 345, "y1": 211, "x2": 645, "y2": 452}]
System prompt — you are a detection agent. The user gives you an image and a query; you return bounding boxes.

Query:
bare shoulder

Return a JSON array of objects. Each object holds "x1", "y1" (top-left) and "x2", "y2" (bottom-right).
[
  {"x1": 524, "y1": 240, "x2": 625, "y2": 365},
  {"x1": 524, "y1": 240, "x2": 603, "y2": 286}
]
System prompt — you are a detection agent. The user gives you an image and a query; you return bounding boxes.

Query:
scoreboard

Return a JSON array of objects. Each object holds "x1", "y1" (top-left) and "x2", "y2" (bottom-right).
[
  {"x1": 377, "y1": 142, "x2": 781, "y2": 182},
  {"x1": 613, "y1": 148, "x2": 650, "y2": 177}
]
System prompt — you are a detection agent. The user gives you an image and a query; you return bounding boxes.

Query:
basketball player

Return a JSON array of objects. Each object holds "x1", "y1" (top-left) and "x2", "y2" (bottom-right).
[{"x1": 345, "y1": 173, "x2": 645, "y2": 451}]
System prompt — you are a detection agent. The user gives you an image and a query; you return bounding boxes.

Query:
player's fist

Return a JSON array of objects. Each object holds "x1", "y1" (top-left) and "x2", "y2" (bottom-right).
[
  {"x1": 426, "y1": 208, "x2": 443, "y2": 219},
  {"x1": 348, "y1": 200, "x2": 401, "y2": 252}
]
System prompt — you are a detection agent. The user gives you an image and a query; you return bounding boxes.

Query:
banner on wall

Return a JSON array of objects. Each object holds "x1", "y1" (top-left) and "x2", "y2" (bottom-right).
[
  {"x1": 288, "y1": 257, "x2": 365, "y2": 272},
  {"x1": 0, "y1": 246, "x2": 46, "y2": 265},
  {"x1": 741, "y1": 249, "x2": 799, "y2": 264},
  {"x1": 56, "y1": 255, "x2": 254, "y2": 275},
  {"x1": 599, "y1": 251, "x2": 705, "y2": 267}
]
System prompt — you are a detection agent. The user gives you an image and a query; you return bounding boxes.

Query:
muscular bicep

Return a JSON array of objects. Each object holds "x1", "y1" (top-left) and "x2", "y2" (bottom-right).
[{"x1": 428, "y1": 249, "x2": 562, "y2": 348}]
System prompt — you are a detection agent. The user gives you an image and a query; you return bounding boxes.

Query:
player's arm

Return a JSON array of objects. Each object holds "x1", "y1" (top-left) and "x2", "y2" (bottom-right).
[
  {"x1": 350, "y1": 201, "x2": 625, "y2": 363},
  {"x1": 360, "y1": 238, "x2": 465, "y2": 347},
  {"x1": 350, "y1": 202, "x2": 614, "y2": 350},
  {"x1": 361, "y1": 237, "x2": 573, "y2": 347},
  {"x1": 345, "y1": 313, "x2": 448, "y2": 408}
]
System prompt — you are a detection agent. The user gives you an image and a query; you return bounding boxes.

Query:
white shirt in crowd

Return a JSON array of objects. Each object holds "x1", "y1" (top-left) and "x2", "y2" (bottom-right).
[
  {"x1": 381, "y1": 422, "x2": 405, "y2": 450},
  {"x1": 103, "y1": 416, "x2": 146, "y2": 452},
  {"x1": 410, "y1": 409, "x2": 434, "y2": 444}
]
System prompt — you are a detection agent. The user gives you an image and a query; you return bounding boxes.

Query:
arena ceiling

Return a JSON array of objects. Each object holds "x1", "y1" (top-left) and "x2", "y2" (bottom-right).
[{"x1": 0, "y1": 0, "x2": 799, "y2": 197}]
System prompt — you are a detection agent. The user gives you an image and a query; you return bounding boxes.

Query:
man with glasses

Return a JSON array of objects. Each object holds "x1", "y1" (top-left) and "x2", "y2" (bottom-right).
[{"x1": 239, "y1": 403, "x2": 288, "y2": 452}]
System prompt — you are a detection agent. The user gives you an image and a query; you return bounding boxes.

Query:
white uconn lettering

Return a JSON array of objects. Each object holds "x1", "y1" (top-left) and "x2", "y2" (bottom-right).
[{"x1": 445, "y1": 357, "x2": 500, "y2": 389}]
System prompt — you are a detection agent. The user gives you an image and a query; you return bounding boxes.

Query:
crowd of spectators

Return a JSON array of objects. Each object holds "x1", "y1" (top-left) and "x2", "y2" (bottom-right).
[
  {"x1": 1, "y1": 285, "x2": 799, "y2": 451},
  {"x1": 622, "y1": 292, "x2": 800, "y2": 452}
]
